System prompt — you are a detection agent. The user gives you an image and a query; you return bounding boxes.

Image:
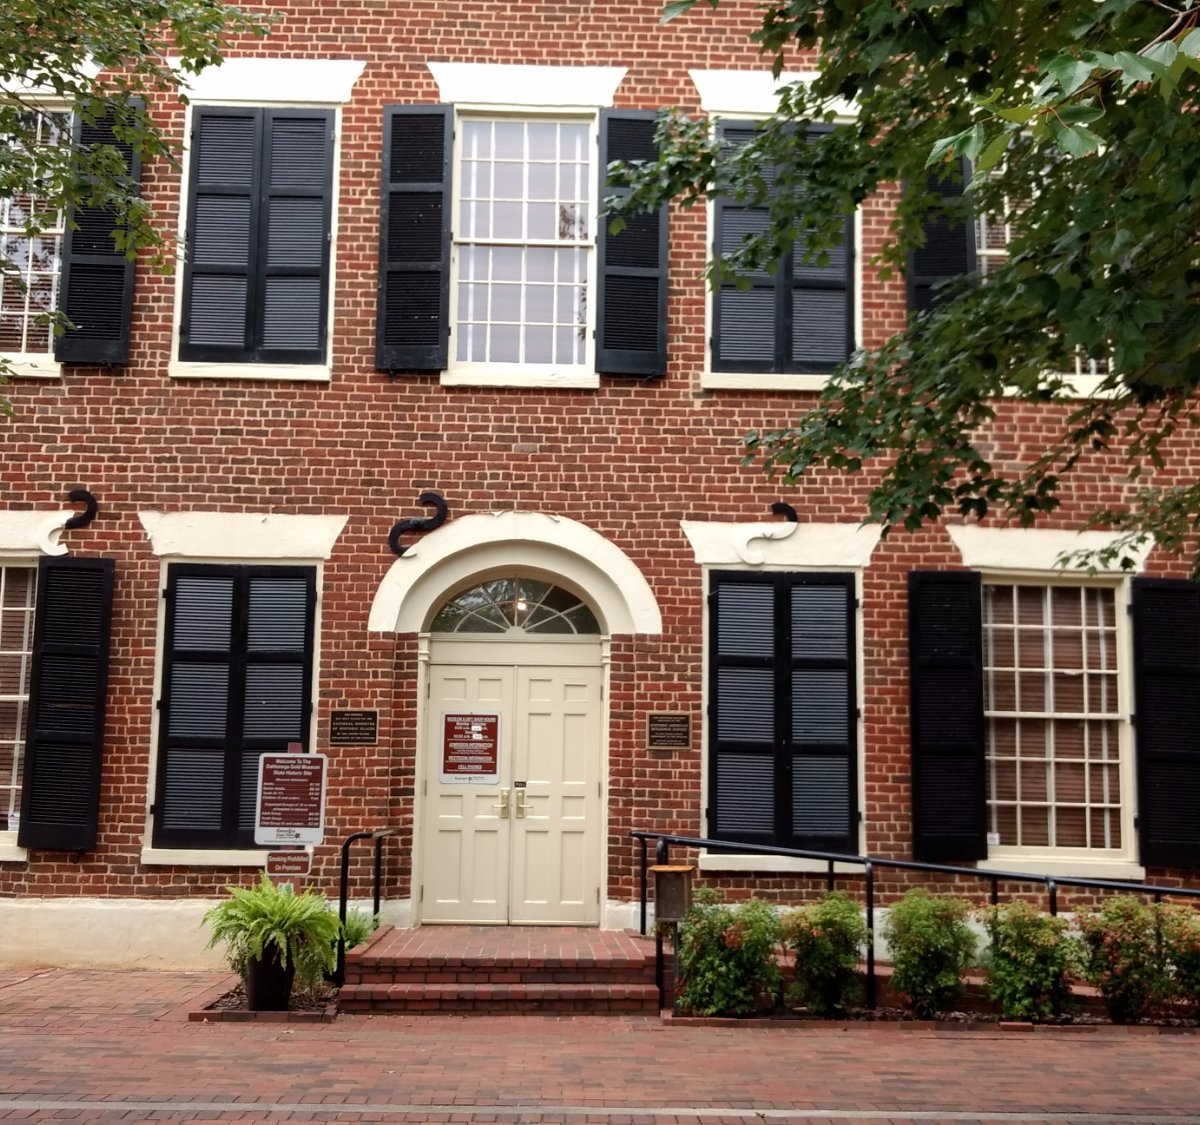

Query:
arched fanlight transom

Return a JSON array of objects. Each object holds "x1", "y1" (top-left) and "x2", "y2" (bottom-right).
[{"x1": 431, "y1": 576, "x2": 601, "y2": 635}]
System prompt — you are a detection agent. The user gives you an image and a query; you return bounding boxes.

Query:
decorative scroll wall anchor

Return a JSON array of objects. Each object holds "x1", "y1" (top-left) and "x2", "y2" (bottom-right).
[
  {"x1": 64, "y1": 489, "x2": 99, "y2": 529},
  {"x1": 388, "y1": 491, "x2": 449, "y2": 557}
]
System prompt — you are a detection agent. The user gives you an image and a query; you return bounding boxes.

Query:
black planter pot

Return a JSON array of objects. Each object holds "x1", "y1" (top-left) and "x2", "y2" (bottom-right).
[{"x1": 245, "y1": 948, "x2": 296, "y2": 1011}]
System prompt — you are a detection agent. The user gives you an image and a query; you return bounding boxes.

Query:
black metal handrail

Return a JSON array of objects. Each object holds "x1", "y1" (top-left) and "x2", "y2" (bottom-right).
[
  {"x1": 334, "y1": 827, "x2": 400, "y2": 986},
  {"x1": 631, "y1": 830, "x2": 1200, "y2": 1009}
]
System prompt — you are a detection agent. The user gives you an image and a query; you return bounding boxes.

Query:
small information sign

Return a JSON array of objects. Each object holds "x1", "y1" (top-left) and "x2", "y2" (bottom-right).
[
  {"x1": 255, "y1": 753, "x2": 328, "y2": 845},
  {"x1": 265, "y1": 850, "x2": 312, "y2": 878},
  {"x1": 647, "y1": 712, "x2": 691, "y2": 751},
  {"x1": 441, "y1": 713, "x2": 500, "y2": 783},
  {"x1": 330, "y1": 709, "x2": 378, "y2": 746}
]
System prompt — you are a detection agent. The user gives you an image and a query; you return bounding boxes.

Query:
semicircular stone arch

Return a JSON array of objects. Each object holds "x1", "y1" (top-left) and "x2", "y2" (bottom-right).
[{"x1": 368, "y1": 511, "x2": 662, "y2": 636}]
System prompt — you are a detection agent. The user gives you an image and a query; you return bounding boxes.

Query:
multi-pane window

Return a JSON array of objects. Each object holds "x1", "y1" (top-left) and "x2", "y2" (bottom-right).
[
  {"x1": 711, "y1": 123, "x2": 855, "y2": 375},
  {"x1": 153, "y1": 564, "x2": 315, "y2": 849},
  {"x1": 0, "y1": 567, "x2": 35, "y2": 831},
  {"x1": 0, "y1": 113, "x2": 66, "y2": 355},
  {"x1": 432, "y1": 577, "x2": 600, "y2": 635},
  {"x1": 455, "y1": 119, "x2": 592, "y2": 368},
  {"x1": 179, "y1": 108, "x2": 334, "y2": 365},
  {"x1": 708, "y1": 572, "x2": 858, "y2": 852},
  {"x1": 983, "y1": 584, "x2": 1125, "y2": 852}
]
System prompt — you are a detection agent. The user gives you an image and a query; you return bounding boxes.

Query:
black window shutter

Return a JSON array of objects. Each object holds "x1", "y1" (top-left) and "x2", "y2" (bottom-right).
[
  {"x1": 710, "y1": 572, "x2": 778, "y2": 846},
  {"x1": 56, "y1": 101, "x2": 143, "y2": 364},
  {"x1": 1131, "y1": 579, "x2": 1200, "y2": 867},
  {"x1": 153, "y1": 565, "x2": 315, "y2": 849},
  {"x1": 712, "y1": 122, "x2": 777, "y2": 373},
  {"x1": 18, "y1": 556, "x2": 115, "y2": 851},
  {"x1": 713, "y1": 124, "x2": 853, "y2": 374},
  {"x1": 709, "y1": 571, "x2": 857, "y2": 853},
  {"x1": 376, "y1": 105, "x2": 452, "y2": 372},
  {"x1": 181, "y1": 109, "x2": 332, "y2": 364},
  {"x1": 596, "y1": 110, "x2": 668, "y2": 377},
  {"x1": 908, "y1": 570, "x2": 987, "y2": 862},
  {"x1": 906, "y1": 160, "x2": 976, "y2": 316},
  {"x1": 258, "y1": 111, "x2": 334, "y2": 363}
]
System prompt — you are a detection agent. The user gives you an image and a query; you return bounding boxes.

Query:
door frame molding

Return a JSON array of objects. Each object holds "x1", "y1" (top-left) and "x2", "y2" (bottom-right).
[{"x1": 415, "y1": 635, "x2": 609, "y2": 925}]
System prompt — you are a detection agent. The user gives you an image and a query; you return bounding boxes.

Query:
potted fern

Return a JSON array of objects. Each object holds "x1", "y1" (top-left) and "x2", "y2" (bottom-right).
[{"x1": 203, "y1": 872, "x2": 342, "y2": 1011}]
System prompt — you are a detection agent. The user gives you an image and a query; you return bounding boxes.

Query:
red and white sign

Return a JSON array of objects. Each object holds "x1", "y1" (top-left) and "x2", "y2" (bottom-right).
[
  {"x1": 255, "y1": 753, "x2": 328, "y2": 845},
  {"x1": 441, "y1": 713, "x2": 500, "y2": 783},
  {"x1": 265, "y1": 850, "x2": 312, "y2": 878}
]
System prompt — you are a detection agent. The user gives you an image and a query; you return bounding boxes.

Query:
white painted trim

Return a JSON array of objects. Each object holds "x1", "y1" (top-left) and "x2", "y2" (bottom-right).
[
  {"x1": 167, "y1": 361, "x2": 332, "y2": 382},
  {"x1": 428, "y1": 63, "x2": 625, "y2": 109},
  {"x1": 0, "y1": 512, "x2": 72, "y2": 557},
  {"x1": 169, "y1": 58, "x2": 365, "y2": 105},
  {"x1": 978, "y1": 857, "x2": 1146, "y2": 881},
  {"x1": 688, "y1": 68, "x2": 856, "y2": 120},
  {"x1": 0, "y1": 355, "x2": 62, "y2": 379},
  {"x1": 440, "y1": 366, "x2": 599, "y2": 390},
  {"x1": 700, "y1": 372, "x2": 829, "y2": 392},
  {"x1": 140, "y1": 847, "x2": 270, "y2": 867},
  {"x1": 948, "y1": 525, "x2": 1154, "y2": 573},
  {"x1": 680, "y1": 520, "x2": 882, "y2": 568},
  {"x1": 138, "y1": 512, "x2": 347, "y2": 560},
  {"x1": 0, "y1": 834, "x2": 27, "y2": 864},
  {"x1": 369, "y1": 511, "x2": 662, "y2": 635}
]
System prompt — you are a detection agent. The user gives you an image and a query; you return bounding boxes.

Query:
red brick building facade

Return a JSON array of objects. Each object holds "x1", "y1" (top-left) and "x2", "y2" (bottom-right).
[{"x1": 1, "y1": 1, "x2": 1196, "y2": 965}]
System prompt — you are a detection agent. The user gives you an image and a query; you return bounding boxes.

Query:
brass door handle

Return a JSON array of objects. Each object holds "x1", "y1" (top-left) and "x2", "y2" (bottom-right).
[
  {"x1": 492, "y1": 788, "x2": 511, "y2": 819},
  {"x1": 515, "y1": 789, "x2": 527, "y2": 819}
]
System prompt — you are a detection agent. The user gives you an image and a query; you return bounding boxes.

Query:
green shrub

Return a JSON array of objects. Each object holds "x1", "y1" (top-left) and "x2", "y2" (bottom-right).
[
  {"x1": 883, "y1": 889, "x2": 976, "y2": 1018},
  {"x1": 1163, "y1": 905, "x2": 1200, "y2": 1008},
  {"x1": 980, "y1": 900, "x2": 1080, "y2": 1021},
  {"x1": 342, "y1": 908, "x2": 380, "y2": 950},
  {"x1": 674, "y1": 888, "x2": 783, "y2": 1017},
  {"x1": 203, "y1": 872, "x2": 342, "y2": 993},
  {"x1": 1078, "y1": 895, "x2": 1173, "y2": 1024},
  {"x1": 781, "y1": 891, "x2": 868, "y2": 1016}
]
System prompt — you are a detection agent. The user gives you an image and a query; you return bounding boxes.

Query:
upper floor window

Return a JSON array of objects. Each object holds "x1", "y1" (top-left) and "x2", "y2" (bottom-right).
[
  {"x1": 178, "y1": 108, "x2": 334, "y2": 367},
  {"x1": 0, "y1": 112, "x2": 66, "y2": 364},
  {"x1": 376, "y1": 104, "x2": 668, "y2": 385},
  {"x1": 454, "y1": 118, "x2": 592, "y2": 373},
  {"x1": 709, "y1": 122, "x2": 856, "y2": 381}
]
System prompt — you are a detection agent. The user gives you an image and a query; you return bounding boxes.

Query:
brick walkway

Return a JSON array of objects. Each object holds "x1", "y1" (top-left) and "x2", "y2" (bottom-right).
[{"x1": 1, "y1": 969, "x2": 1199, "y2": 1122}]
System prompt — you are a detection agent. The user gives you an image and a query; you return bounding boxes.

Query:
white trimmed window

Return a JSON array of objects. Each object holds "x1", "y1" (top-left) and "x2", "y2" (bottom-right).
[
  {"x1": 0, "y1": 564, "x2": 36, "y2": 833},
  {"x1": 983, "y1": 582, "x2": 1129, "y2": 857},
  {"x1": 0, "y1": 112, "x2": 66, "y2": 373},
  {"x1": 453, "y1": 118, "x2": 593, "y2": 373}
]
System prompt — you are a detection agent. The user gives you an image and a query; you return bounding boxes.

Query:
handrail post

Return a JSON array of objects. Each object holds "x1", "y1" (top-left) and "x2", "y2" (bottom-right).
[
  {"x1": 373, "y1": 835, "x2": 385, "y2": 918},
  {"x1": 1047, "y1": 880, "x2": 1058, "y2": 917},
  {"x1": 638, "y1": 835, "x2": 649, "y2": 936},
  {"x1": 336, "y1": 830, "x2": 374, "y2": 987},
  {"x1": 827, "y1": 859, "x2": 834, "y2": 893},
  {"x1": 865, "y1": 862, "x2": 876, "y2": 1011},
  {"x1": 990, "y1": 876, "x2": 999, "y2": 907}
]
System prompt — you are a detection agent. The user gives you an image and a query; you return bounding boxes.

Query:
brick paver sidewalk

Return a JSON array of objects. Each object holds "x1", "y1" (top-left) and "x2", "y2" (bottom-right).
[{"x1": 0, "y1": 970, "x2": 1198, "y2": 1123}]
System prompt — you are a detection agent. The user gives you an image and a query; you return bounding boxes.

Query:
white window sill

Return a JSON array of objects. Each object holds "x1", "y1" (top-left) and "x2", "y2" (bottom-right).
[
  {"x1": 0, "y1": 833, "x2": 28, "y2": 863},
  {"x1": 700, "y1": 371, "x2": 829, "y2": 392},
  {"x1": 978, "y1": 856, "x2": 1145, "y2": 882},
  {"x1": 141, "y1": 847, "x2": 270, "y2": 867},
  {"x1": 0, "y1": 355, "x2": 62, "y2": 379},
  {"x1": 441, "y1": 365, "x2": 598, "y2": 390},
  {"x1": 698, "y1": 853, "x2": 865, "y2": 875},
  {"x1": 168, "y1": 361, "x2": 331, "y2": 382}
]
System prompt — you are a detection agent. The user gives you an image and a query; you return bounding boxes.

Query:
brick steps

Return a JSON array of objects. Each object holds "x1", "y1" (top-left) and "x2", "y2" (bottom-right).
[
  {"x1": 339, "y1": 925, "x2": 660, "y2": 1016},
  {"x1": 338, "y1": 980, "x2": 659, "y2": 1013}
]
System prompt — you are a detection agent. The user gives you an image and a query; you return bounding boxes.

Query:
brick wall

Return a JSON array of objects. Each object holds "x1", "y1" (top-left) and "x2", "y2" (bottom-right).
[{"x1": 0, "y1": 0, "x2": 1192, "y2": 909}]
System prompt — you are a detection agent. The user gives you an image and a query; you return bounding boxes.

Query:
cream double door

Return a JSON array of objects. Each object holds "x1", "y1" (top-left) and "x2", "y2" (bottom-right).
[{"x1": 421, "y1": 648, "x2": 603, "y2": 924}]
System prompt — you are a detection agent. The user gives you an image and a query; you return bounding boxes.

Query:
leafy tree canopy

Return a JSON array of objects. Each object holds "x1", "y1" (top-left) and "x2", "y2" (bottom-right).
[
  {"x1": 611, "y1": 0, "x2": 1200, "y2": 572},
  {"x1": 0, "y1": 0, "x2": 268, "y2": 408}
]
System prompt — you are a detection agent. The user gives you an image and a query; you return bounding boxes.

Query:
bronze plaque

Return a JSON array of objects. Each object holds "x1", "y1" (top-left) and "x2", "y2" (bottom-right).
[
  {"x1": 647, "y1": 712, "x2": 691, "y2": 751},
  {"x1": 330, "y1": 709, "x2": 378, "y2": 746}
]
